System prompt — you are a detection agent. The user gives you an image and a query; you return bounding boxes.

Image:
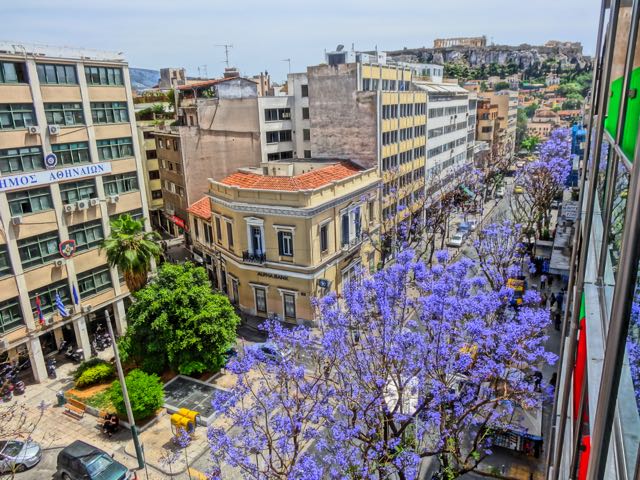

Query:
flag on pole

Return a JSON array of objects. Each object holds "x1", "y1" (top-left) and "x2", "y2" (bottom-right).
[
  {"x1": 55, "y1": 293, "x2": 69, "y2": 318},
  {"x1": 72, "y1": 284, "x2": 80, "y2": 305},
  {"x1": 35, "y1": 295, "x2": 45, "y2": 326}
]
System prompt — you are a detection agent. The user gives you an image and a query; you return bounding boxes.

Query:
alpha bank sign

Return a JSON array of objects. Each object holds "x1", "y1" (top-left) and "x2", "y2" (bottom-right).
[{"x1": 0, "y1": 163, "x2": 112, "y2": 193}]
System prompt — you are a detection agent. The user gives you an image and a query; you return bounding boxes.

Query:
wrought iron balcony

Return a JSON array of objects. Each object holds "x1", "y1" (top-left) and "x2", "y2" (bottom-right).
[{"x1": 243, "y1": 251, "x2": 266, "y2": 264}]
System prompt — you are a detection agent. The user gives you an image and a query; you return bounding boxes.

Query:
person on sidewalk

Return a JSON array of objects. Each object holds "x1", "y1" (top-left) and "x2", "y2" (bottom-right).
[
  {"x1": 540, "y1": 274, "x2": 548, "y2": 290},
  {"x1": 550, "y1": 292, "x2": 557, "y2": 308}
]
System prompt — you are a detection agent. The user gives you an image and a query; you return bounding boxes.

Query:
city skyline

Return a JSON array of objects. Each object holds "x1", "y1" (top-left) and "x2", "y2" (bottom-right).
[{"x1": 5, "y1": 0, "x2": 600, "y2": 81}]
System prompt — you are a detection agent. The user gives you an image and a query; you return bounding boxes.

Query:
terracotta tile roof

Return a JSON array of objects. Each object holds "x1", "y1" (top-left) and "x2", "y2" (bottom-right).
[
  {"x1": 187, "y1": 197, "x2": 211, "y2": 219},
  {"x1": 220, "y1": 162, "x2": 363, "y2": 192}
]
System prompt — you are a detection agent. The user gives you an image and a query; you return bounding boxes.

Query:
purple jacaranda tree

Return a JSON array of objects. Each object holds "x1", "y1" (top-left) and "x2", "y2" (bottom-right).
[
  {"x1": 209, "y1": 250, "x2": 555, "y2": 479},
  {"x1": 207, "y1": 321, "x2": 334, "y2": 480},
  {"x1": 512, "y1": 128, "x2": 572, "y2": 238},
  {"x1": 473, "y1": 221, "x2": 526, "y2": 291}
]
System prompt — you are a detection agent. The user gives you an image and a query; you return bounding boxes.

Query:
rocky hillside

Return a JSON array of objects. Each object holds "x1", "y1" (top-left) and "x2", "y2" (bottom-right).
[
  {"x1": 130, "y1": 68, "x2": 160, "y2": 91},
  {"x1": 387, "y1": 41, "x2": 592, "y2": 75}
]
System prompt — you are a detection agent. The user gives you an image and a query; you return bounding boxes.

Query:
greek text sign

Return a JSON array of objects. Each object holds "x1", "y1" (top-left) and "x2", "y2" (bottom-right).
[{"x1": 0, "y1": 163, "x2": 112, "y2": 192}]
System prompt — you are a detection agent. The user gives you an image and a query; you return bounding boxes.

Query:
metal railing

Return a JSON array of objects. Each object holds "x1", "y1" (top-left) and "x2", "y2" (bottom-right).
[{"x1": 242, "y1": 251, "x2": 266, "y2": 264}]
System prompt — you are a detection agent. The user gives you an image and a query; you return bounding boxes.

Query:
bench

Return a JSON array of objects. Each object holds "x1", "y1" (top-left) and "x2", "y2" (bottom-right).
[{"x1": 64, "y1": 398, "x2": 86, "y2": 418}]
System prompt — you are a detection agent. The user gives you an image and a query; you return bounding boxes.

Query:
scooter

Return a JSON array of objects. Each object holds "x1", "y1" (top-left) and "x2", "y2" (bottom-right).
[
  {"x1": 58, "y1": 340, "x2": 70, "y2": 355},
  {"x1": 12, "y1": 380, "x2": 25, "y2": 395},
  {"x1": 65, "y1": 346, "x2": 84, "y2": 363},
  {"x1": 46, "y1": 358, "x2": 57, "y2": 379}
]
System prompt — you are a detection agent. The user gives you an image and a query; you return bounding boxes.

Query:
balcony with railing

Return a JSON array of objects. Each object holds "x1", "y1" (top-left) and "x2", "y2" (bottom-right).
[{"x1": 242, "y1": 251, "x2": 266, "y2": 264}]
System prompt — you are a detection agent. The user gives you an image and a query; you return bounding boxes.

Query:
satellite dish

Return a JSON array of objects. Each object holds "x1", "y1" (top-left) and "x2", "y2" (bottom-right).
[{"x1": 336, "y1": 44, "x2": 345, "y2": 52}]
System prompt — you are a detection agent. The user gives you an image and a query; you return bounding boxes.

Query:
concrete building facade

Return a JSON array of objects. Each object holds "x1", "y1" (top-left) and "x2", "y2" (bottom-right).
[
  {"x1": 188, "y1": 160, "x2": 380, "y2": 325},
  {"x1": 0, "y1": 42, "x2": 150, "y2": 382}
]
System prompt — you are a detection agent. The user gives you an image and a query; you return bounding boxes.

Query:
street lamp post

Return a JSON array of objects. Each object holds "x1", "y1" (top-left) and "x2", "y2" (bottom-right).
[{"x1": 105, "y1": 310, "x2": 145, "y2": 470}]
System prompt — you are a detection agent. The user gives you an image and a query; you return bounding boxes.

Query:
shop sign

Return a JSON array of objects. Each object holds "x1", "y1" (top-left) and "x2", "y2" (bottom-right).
[
  {"x1": 318, "y1": 279, "x2": 330, "y2": 288},
  {"x1": 0, "y1": 163, "x2": 112, "y2": 192},
  {"x1": 258, "y1": 271, "x2": 289, "y2": 281}
]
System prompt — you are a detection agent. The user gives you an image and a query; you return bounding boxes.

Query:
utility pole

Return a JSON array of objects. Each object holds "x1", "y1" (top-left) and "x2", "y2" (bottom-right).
[
  {"x1": 216, "y1": 44, "x2": 233, "y2": 68},
  {"x1": 281, "y1": 58, "x2": 291, "y2": 74},
  {"x1": 105, "y1": 310, "x2": 144, "y2": 470}
]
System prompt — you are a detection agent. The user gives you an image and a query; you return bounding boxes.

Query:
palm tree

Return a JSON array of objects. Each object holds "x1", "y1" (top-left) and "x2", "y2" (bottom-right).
[{"x1": 102, "y1": 214, "x2": 161, "y2": 293}]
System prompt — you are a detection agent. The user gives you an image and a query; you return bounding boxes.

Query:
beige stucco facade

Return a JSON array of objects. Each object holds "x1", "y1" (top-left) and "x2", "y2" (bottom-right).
[{"x1": 188, "y1": 161, "x2": 381, "y2": 325}]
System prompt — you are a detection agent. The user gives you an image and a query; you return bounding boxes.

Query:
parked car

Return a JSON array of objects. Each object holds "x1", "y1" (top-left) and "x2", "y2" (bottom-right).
[
  {"x1": 448, "y1": 233, "x2": 465, "y2": 248},
  {"x1": 247, "y1": 342, "x2": 287, "y2": 364},
  {"x1": 514, "y1": 185, "x2": 524, "y2": 194},
  {"x1": 495, "y1": 186, "x2": 505, "y2": 198},
  {"x1": 56, "y1": 441, "x2": 135, "y2": 480},
  {"x1": 515, "y1": 160, "x2": 526, "y2": 169},
  {"x1": 468, "y1": 220, "x2": 478, "y2": 232},
  {"x1": 0, "y1": 440, "x2": 41, "y2": 473},
  {"x1": 457, "y1": 222, "x2": 471, "y2": 234}
]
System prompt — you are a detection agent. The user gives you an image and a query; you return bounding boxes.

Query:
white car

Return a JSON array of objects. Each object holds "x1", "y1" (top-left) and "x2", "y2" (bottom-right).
[
  {"x1": 495, "y1": 186, "x2": 505, "y2": 198},
  {"x1": 448, "y1": 233, "x2": 465, "y2": 248}
]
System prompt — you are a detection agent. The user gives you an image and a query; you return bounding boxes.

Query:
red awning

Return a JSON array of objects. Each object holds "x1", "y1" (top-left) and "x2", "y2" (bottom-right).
[{"x1": 169, "y1": 215, "x2": 186, "y2": 229}]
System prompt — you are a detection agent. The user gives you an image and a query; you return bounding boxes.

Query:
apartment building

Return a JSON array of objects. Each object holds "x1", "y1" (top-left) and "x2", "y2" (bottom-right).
[
  {"x1": 476, "y1": 98, "x2": 500, "y2": 167},
  {"x1": 188, "y1": 159, "x2": 380, "y2": 324},
  {"x1": 546, "y1": 2, "x2": 640, "y2": 478},
  {"x1": 136, "y1": 123, "x2": 163, "y2": 228},
  {"x1": 0, "y1": 42, "x2": 150, "y2": 382},
  {"x1": 478, "y1": 90, "x2": 518, "y2": 161}
]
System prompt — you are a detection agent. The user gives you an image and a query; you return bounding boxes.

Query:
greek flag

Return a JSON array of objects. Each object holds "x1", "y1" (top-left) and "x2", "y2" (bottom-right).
[{"x1": 55, "y1": 293, "x2": 69, "y2": 317}]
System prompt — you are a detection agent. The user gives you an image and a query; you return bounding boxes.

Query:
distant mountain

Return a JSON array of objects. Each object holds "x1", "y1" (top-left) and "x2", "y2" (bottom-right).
[{"x1": 130, "y1": 68, "x2": 160, "y2": 91}]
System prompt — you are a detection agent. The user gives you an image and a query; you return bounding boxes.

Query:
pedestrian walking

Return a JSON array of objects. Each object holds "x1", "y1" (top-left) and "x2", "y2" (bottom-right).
[
  {"x1": 555, "y1": 312, "x2": 562, "y2": 331},
  {"x1": 550, "y1": 292, "x2": 557, "y2": 307},
  {"x1": 557, "y1": 289, "x2": 565, "y2": 311},
  {"x1": 550, "y1": 372, "x2": 558, "y2": 389},
  {"x1": 533, "y1": 370, "x2": 543, "y2": 392},
  {"x1": 540, "y1": 274, "x2": 548, "y2": 290}
]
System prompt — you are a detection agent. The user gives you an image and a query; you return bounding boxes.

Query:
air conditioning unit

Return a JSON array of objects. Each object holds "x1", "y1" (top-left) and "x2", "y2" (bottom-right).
[
  {"x1": 48, "y1": 125, "x2": 61, "y2": 135},
  {"x1": 81, "y1": 305, "x2": 93, "y2": 314},
  {"x1": 108, "y1": 195, "x2": 120, "y2": 204},
  {"x1": 11, "y1": 216, "x2": 22, "y2": 225},
  {"x1": 63, "y1": 203, "x2": 76, "y2": 213},
  {"x1": 27, "y1": 125, "x2": 41, "y2": 135},
  {"x1": 89, "y1": 198, "x2": 100, "y2": 207},
  {"x1": 53, "y1": 259, "x2": 65, "y2": 267},
  {"x1": 76, "y1": 199, "x2": 89, "y2": 211}
]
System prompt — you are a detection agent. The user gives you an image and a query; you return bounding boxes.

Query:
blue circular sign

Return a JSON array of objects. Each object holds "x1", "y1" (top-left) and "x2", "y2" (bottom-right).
[{"x1": 44, "y1": 153, "x2": 58, "y2": 169}]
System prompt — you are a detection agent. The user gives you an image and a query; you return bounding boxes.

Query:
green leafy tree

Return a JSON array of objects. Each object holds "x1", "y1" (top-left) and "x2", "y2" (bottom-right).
[
  {"x1": 102, "y1": 214, "x2": 161, "y2": 293},
  {"x1": 494, "y1": 81, "x2": 511, "y2": 91},
  {"x1": 516, "y1": 109, "x2": 529, "y2": 147},
  {"x1": 119, "y1": 262, "x2": 240, "y2": 375},
  {"x1": 524, "y1": 102, "x2": 539, "y2": 118},
  {"x1": 109, "y1": 369, "x2": 164, "y2": 421},
  {"x1": 521, "y1": 135, "x2": 541, "y2": 153},
  {"x1": 557, "y1": 82, "x2": 582, "y2": 97}
]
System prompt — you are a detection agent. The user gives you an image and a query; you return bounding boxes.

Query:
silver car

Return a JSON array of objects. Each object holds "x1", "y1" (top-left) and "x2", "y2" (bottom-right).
[{"x1": 0, "y1": 439, "x2": 42, "y2": 473}]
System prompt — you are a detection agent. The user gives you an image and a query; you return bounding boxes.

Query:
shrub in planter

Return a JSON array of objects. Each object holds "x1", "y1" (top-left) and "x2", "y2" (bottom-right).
[
  {"x1": 75, "y1": 363, "x2": 116, "y2": 388},
  {"x1": 109, "y1": 369, "x2": 164, "y2": 421},
  {"x1": 73, "y1": 358, "x2": 111, "y2": 381}
]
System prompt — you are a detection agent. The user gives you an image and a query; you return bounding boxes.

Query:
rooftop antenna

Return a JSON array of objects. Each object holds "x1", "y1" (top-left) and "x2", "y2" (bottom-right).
[
  {"x1": 216, "y1": 44, "x2": 233, "y2": 67},
  {"x1": 282, "y1": 58, "x2": 291, "y2": 74},
  {"x1": 200, "y1": 65, "x2": 208, "y2": 78}
]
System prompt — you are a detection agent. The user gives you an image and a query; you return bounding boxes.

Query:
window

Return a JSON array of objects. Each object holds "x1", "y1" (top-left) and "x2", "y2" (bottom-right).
[
  {"x1": 84, "y1": 66, "x2": 124, "y2": 86},
  {"x1": 97, "y1": 137, "x2": 133, "y2": 160},
  {"x1": 320, "y1": 224, "x2": 328, "y2": 253},
  {"x1": 341, "y1": 206, "x2": 361, "y2": 247},
  {"x1": 304, "y1": 150, "x2": 312, "y2": 159},
  {"x1": 0, "y1": 62, "x2": 27, "y2": 84},
  {"x1": 109, "y1": 209, "x2": 143, "y2": 222},
  {"x1": 0, "y1": 298, "x2": 22, "y2": 334},
  {"x1": 91, "y1": 102, "x2": 129, "y2": 124},
  {"x1": 7, "y1": 187, "x2": 53, "y2": 215},
  {"x1": 301, "y1": 85, "x2": 308, "y2": 97},
  {"x1": 51, "y1": 142, "x2": 91, "y2": 166},
  {"x1": 18, "y1": 232, "x2": 59, "y2": 268},
  {"x1": 36, "y1": 63, "x2": 77, "y2": 84},
  {"x1": 103, "y1": 172, "x2": 139, "y2": 195},
  {"x1": 267, "y1": 151, "x2": 293, "y2": 160},
  {"x1": 0, "y1": 246, "x2": 11, "y2": 278},
  {"x1": 29, "y1": 281, "x2": 70, "y2": 317},
  {"x1": 68, "y1": 220, "x2": 104, "y2": 252},
  {"x1": 149, "y1": 170, "x2": 160, "y2": 180},
  {"x1": 264, "y1": 108, "x2": 291, "y2": 121},
  {"x1": 60, "y1": 179, "x2": 96, "y2": 203},
  {"x1": 266, "y1": 130, "x2": 292, "y2": 143},
  {"x1": 302, "y1": 107, "x2": 310, "y2": 119},
  {"x1": 215, "y1": 217, "x2": 222, "y2": 243},
  {"x1": 368, "y1": 200, "x2": 375, "y2": 224},
  {"x1": 481, "y1": 126, "x2": 493, "y2": 133},
  {"x1": 0, "y1": 104, "x2": 36, "y2": 130},
  {"x1": 0, "y1": 146, "x2": 44, "y2": 174},
  {"x1": 204, "y1": 224, "x2": 213, "y2": 244},
  {"x1": 226, "y1": 222, "x2": 234, "y2": 247},
  {"x1": 278, "y1": 230, "x2": 294, "y2": 257},
  {"x1": 283, "y1": 292, "x2": 296, "y2": 319},
  {"x1": 255, "y1": 287, "x2": 267, "y2": 314},
  {"x1": 77, "y1": 266, "x2": 113, "y2": 297},
  {"x1": 151, "y1": 190, "x2": 163, "y2": 199},
  {"x1": 44, "y1": 103, "x2": 84, "y2": 126},
  {"x1": 303, "y1": 129, "x2": 311, "y2": 141}
]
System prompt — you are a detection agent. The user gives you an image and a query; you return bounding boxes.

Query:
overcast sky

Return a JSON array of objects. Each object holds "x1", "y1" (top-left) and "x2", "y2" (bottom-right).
[{"x1": 4, "y1": 0, "x2": 601, "y2": 81}]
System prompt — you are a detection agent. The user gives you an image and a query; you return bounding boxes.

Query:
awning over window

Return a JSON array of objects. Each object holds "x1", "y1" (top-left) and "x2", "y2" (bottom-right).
[{"x1": 459, "y1": 185, "x2": 474, "y2": 197}]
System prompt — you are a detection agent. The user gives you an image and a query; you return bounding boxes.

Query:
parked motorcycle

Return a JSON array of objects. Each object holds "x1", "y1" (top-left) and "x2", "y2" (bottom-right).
[
  {"x1": 65, "y1": 346, "x2": 84, "y2": 363},
  {"x1": 46, "y1": 358, "x2": 57, "y2": 379},
  {"x1": 12, "y1": 380, "x2": 25, "y2": 395},
  {"x1": 57, "y1": 340, "x2": 70, "y2": 355}
]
